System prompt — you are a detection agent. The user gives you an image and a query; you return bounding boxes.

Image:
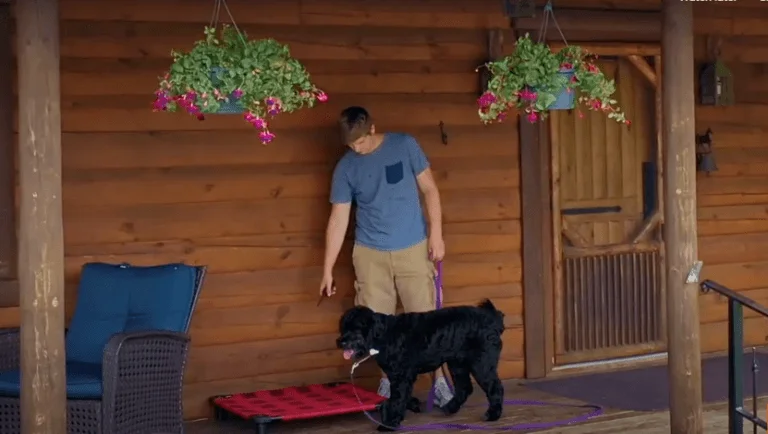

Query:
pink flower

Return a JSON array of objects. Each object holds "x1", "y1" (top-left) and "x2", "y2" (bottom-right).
[
  {"x1": 518, "y1": 89, "x2": 537, "y2": 101},
  {"x1": 265, "y1": 97, "x2": 277, "y2": 106},
  {"x1": 526, "y1": 112, "x2": 538, "y2": 123},
  {"x1": 232, "y1": 88, "x2": 244, "y2": 98},
  {"x1": 152, "y1": 89, "x2": 170, "y2": 111},
  {"x1": 259, "y1": 130, "x2": 276, "y2": 145},
  {"x1": 252, "y1": 118, "x2": 267, "y2": 129},
  {"x1": 316, "y1": 91, "x2": 328, "y2": 102},
  {"x1": 561, "y1": 62, "x2": 573, "y2": 70},
  {"x1": 586, "y1": 64, "x2": 599, "y2": 73},
  {"x1": 268, "y1": 106, "x2": 281, "y2": 116},
  {"x1": 497, "y1": 112, "x2": 507, "y2": 122},
  {"x1": 243, "y1": 112, "x2": 267, "y2": 129},
  {"x1": 477, "y1": 92, "x2": 496, "y2": 108}
]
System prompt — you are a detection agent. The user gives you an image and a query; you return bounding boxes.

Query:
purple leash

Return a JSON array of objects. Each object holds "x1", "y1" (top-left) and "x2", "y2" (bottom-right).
[
  {"x1": 426, "y1": 260, "x2": 451, "y2": 413},
  {"x1": 414, "y1": 260, "x2": 603, "y2": 430}
]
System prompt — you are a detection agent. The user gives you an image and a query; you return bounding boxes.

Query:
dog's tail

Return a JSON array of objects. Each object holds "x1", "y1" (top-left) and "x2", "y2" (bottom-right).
[{"x1": 478, "y1": 299, "x2": 506, "y2": 334}]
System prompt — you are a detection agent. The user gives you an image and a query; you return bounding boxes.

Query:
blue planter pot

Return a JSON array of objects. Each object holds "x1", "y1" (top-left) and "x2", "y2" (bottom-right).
[
  {"x1": 210, "y1": 67, "x2": 244, "y2": 114},
  {"x1": 548, "y1": 68, "x2": 575, "y2": 110}
]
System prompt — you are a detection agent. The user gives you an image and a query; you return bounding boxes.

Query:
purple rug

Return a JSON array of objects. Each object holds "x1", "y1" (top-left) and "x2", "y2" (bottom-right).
[{"x1": 523, "y1": 353, "x2": 768, "y2": 411}]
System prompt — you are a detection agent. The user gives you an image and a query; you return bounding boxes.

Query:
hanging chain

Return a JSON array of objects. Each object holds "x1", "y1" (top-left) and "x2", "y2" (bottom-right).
[
  {"x1": 209, "y1": 0, "x2": 247, "y2": 45},
  {"x1": 537, "y1": 0, "x2": 568, "y2": 46},
  {"x1": 209, "y1": 0, "x2": 221, "y2": 28}
]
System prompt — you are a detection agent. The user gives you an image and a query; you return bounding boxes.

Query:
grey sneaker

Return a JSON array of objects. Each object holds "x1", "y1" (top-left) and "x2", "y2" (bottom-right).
[
  {"x1": 377, "y1": 378, "x2": 391, "y2": 398},
  {"x1": 433, "y1": 376, "x2": 454, "y2": 407}
]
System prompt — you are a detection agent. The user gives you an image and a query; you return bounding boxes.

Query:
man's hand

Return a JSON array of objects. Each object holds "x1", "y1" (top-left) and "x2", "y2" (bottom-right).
[
  {"x1": 319, "y1": 273, "x2": 337, "y2": 297},
  {"x1": 428, "y1": 234, "x2": 445, "y2": 262}
]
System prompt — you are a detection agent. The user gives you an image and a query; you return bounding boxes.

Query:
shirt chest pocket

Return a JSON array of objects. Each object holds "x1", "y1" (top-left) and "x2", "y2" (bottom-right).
[{"x1": 385, "y1": 161, "x2": 404, "y2": 185}]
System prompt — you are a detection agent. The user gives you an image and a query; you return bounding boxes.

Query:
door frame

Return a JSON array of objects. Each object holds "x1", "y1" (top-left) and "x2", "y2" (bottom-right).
[{"x1": 521, "y1": 44, "x2": 663, "y2": 379}]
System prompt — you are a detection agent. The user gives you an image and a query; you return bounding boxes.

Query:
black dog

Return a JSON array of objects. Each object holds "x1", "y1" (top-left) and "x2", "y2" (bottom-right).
[{"x1": 337, "y1": 299, "x2": 505, "y2": 431}]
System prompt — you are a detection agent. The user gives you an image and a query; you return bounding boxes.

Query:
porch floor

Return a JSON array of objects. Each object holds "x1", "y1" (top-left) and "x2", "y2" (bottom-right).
[{"x1": 185, "y1": 381, "x2": 766, "y2": 433}]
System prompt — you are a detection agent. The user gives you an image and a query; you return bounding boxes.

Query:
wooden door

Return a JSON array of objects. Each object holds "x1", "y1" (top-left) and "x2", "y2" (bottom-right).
[{"x1": 550, "y1": 59, "x2": 666, "y2": 365}]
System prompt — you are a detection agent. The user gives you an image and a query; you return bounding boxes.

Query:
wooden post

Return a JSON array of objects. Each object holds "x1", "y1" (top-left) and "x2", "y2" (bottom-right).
[
  {"x1": 17, "y1": 0, "x2": 67, "y2": 433},
  {"x1": 662, "y1": 1, "x2": 703, "y2": 433},
  {"x1": 0, "y1": 0, "x2": 17, "y2": 308}
]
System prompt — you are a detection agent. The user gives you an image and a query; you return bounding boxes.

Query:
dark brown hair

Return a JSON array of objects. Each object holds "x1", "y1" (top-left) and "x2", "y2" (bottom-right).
[{"x1": 339, "y1": 106, "x2": 372, "y2": 145}]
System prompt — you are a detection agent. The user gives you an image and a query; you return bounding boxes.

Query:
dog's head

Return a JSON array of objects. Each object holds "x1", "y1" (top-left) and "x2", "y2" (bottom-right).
[{"x1": 336, "y1": 306, "x2": 382, "y2": 360}]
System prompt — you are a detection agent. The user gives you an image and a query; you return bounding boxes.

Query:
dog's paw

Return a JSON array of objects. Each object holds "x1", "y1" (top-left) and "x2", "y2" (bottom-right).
[
  {"x1": 406, "y1": 397, "x2": 421, "y2": 413},
  {"x1": 440, "y1": 398, "x2": 462, "y2": 416},
  {"x1": 377, "y1": 424, "x2": 397, "y2": 432},
  {"x1": 484, "y1": 406, "x2": 502, "y2": 422}
]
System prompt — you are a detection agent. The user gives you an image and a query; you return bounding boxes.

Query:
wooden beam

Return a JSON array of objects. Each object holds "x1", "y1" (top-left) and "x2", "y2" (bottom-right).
[
  {"x1": 520, "y1": 17, "x2": 554, "y2": 380},
  {"x1": 488, "y1": 29, "x2": 503, "y2": 61},
  {"x1": 548, "y1": 42, "x2": 660, "y2": 56},
  {"x1": 521, "y1": 120, "x2": 554, "y2": 379},
  {"x1": 515, "y1": 9, "x2": 660, "y2": 40},
  {"x1": 17, "y1": 0, "x2": 67, "y2": 433},
  {"x1": 631, "y1": 212, "x2": 661, "y2": 244},
  {"x1": 626, "y1": 55, "x2": 657, "y2": 88},
  {"x1": 662, "y1": 1, "x2": 703, "y2": 433},
  {"x1": 561, "y1": 219, "x2": 588, "y2": 248},
  {"x1": 0, "y1": 1, "x2": 16, "y2": 307}
]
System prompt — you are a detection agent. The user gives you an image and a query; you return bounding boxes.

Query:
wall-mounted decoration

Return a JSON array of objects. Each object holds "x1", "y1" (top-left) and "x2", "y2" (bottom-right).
[
  {"x1": 696, "y1": 128, "x2": 718, "y2": 174},
  {"x1": 503, "y1": 0, "x2": 536, "y2": 18},
  {"x1": 699, "y1": 60, "x2": 734, "y2": 106},
  {"x1": 699, "y1": 36, "x2": 734, "y2": 106}
]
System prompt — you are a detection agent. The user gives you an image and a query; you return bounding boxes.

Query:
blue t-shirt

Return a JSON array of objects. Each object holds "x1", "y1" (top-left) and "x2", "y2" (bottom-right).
[{"x1": 330, "y1": 133, "x2": 429, "y2": 251}]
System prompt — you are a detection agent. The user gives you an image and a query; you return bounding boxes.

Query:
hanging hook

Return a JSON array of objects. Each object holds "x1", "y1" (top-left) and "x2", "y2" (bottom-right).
[{"x1": 438, "y1": 121, "x2": 449, "y2": 145}]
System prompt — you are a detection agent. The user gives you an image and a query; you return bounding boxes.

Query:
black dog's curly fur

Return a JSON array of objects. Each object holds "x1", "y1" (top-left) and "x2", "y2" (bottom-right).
[{"x1": 337, "y1": 299, "x2": 505, "y2": 431}]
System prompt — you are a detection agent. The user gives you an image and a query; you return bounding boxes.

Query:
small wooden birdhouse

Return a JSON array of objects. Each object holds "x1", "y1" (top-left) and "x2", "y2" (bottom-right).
[
  {"x1": 699, "y1": 60, "x2": 734, "y2": 106},
  {"x1": 503, "y1": 0, "x2": 536, "y2": 18}
]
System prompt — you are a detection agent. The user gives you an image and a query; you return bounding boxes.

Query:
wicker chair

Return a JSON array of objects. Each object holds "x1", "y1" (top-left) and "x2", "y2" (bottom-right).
[{"x1": 0, "y1": 262, "x2": 206, "y2": 434}]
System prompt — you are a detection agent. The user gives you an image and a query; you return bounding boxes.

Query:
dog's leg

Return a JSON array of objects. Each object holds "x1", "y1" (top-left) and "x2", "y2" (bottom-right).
[
  {"x1": 405, "y1": 396, "x2": 421, "y2": 413},
  {"x1": 470, "y1": 357, "x2": 504, "y2": 422},
  {"x1": 377, "y1": 371, "x2": 417, "y2": 432},
  {"x1": 440, "y1": 360, "x2": 473, "y2": 415}
]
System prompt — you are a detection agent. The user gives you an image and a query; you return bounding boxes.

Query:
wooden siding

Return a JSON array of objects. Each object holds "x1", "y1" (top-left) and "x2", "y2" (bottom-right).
[
  {"x1": 0, "y1": 0, "x2": 768, "y2": 421},
  {"x1": 1, "y1": 0, "x2": 525, "y2": 420}
]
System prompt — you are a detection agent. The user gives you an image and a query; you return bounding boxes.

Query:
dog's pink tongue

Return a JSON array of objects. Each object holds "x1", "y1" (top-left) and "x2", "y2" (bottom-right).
[{"x1": 343, "y1": 349, "x2": 355, "y2": 360}]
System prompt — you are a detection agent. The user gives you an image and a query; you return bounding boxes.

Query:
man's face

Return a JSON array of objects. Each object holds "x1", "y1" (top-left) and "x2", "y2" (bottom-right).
[{"x1": 347, "y1": 125, "x2": 376, "y2": 154}]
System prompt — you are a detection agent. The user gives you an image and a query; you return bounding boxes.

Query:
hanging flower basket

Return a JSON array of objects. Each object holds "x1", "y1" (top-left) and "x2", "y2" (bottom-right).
[
  {"x1": 548, "y1": 68, "x2": 575, "y2": 110},
  {"x1": 153, "y1": 25, "x2": 328, "y2": 144},
  {"x1": 477, "y1": 33, "x2": 629, "y2": 126}
]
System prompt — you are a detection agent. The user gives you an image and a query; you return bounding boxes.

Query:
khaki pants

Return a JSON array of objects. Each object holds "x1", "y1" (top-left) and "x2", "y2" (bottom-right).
[{"x1": 352, "y1": 240, "x2": 436, "y2": 314}]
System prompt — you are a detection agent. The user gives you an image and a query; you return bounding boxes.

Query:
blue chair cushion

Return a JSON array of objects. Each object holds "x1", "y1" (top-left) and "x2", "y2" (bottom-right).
[
  {"x1": 0, "y1": 362, "x2": 103, "y2": 399},
  {"x1": 65, "y1": 263, "x2": 198, "y2": 366}
]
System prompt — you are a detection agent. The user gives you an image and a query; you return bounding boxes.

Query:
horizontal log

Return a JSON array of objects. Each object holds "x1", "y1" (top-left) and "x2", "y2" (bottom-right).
[
  {"x1": 515, "y1": 9, "x2": 661, "y2": 39},
  {"x1": 548, "y1": 42, "x2": 660, "y2": 56}
]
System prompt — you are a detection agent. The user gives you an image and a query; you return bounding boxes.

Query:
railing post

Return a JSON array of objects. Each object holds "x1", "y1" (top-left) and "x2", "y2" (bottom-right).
[{"x1": 729, "y1": 298, "x2": 744, "y2": 434}]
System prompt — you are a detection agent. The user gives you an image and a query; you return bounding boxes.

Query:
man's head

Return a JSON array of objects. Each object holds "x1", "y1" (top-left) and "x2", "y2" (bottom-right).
[{"x1": 339, "y1": 106, "x2": 376, "y2": 153}]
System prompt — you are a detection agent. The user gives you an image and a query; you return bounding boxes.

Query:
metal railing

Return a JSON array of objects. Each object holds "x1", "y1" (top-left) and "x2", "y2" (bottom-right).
[{"x1": 701, "y1": 279, "x2": 768, "y2": 434}]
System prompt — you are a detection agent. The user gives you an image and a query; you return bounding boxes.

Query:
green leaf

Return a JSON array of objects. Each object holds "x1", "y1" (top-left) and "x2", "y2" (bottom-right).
[
  {"x1": 155, "y1": 24, "x2": 326, "y2": 137},
  {"x1": 477, "y1": 37, "x2": 628, "y2": 124}
]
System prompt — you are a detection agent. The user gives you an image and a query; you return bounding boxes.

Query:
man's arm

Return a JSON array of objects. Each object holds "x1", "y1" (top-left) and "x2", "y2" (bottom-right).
[
  {"x1": 416, "y1": 168, "x2": 443, "y2": 241},
  {"x1": 323, "y1": 203, "x2": 351, "y2": 276}
]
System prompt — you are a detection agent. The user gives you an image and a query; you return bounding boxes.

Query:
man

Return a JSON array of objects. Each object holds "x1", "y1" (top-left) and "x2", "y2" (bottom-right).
[{"x1": 319, "y1": 106, "x2": 452, "y2": 406}]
